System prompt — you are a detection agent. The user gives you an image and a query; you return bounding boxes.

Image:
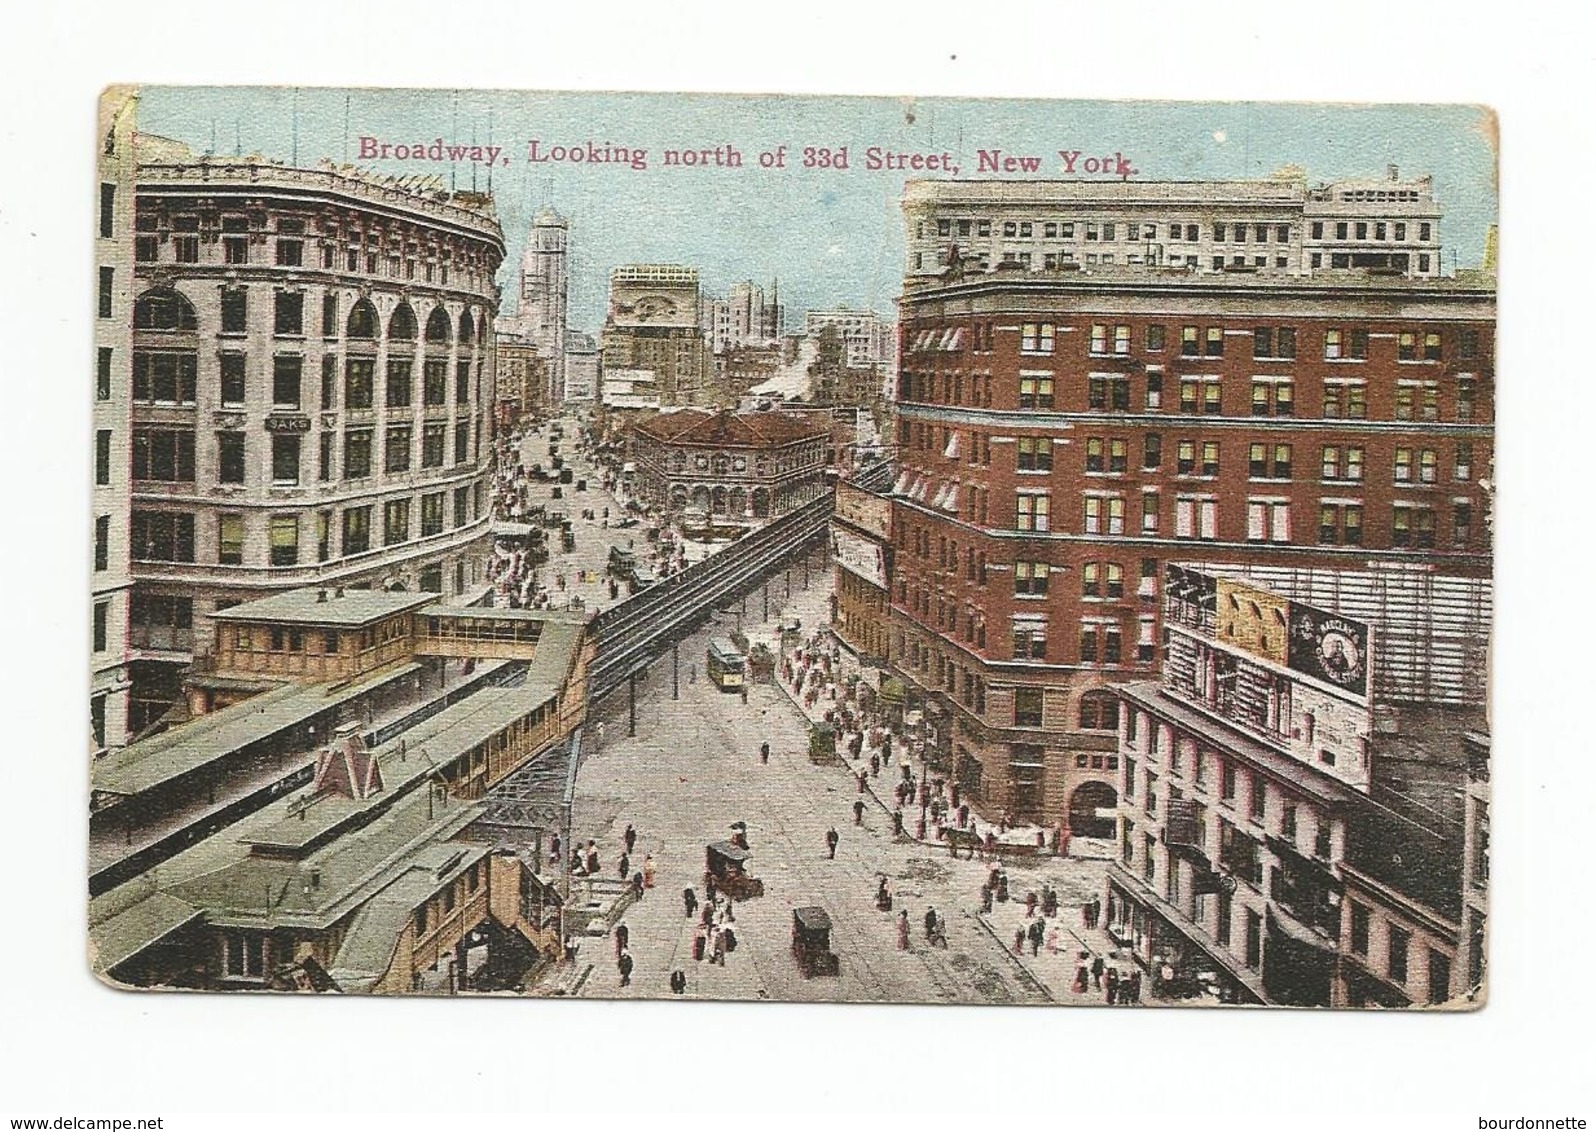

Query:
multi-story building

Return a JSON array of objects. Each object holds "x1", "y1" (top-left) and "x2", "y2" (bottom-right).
[
  {"x1": 125, "y1": 138, "x2": 505, "y2": 730},
  {"x1": 628, "y1": 408, "x2": 828, "y2": 518},
  {"x1": 830, "y1": 480, "x2": 893, "y2": 667},
  {"x1": 804, "y1": 308, "x2": 894, "y2": 369},
  {"x1": 491, "y1": 332, "x2": 549, "y2": 425},
  {"x1": 600, "y1": 265, "x2": 708, "y2": 406},
  {"x1": 93, "y1": 89, "x2": 138, "y2": 754},
  {"x1": 704, "y1": 280, "x2": 783, "y2": 354},
  {"x1": 505, "y1": 206, "x2": 568, "y2": 407},
  {"x1": 563, "y1": 331, "x2": 599, "y2": 402},
  {"x1": 902, "y1": 168, "x2": 1444, "y2": 284},
  {"x1": 1106, "y1": 563, "x2": 1489, "y2": 1007},
  {"x1": 886, "y1": 174, "x2": 1493, "y2": 833}
]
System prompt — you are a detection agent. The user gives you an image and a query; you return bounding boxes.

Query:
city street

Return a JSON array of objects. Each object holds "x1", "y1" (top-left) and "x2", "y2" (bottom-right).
[{"x1": 561, "y1": 577, "x2": 1114, "y2": 1006}]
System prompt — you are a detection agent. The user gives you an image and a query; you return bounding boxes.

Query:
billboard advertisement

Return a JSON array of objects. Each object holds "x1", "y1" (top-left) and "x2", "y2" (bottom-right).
[
  {"x1": 832, "y1": 528, "x2": 886, "y2": 588},
  {"x1": 1287, "y1": 602, "x2": 1371, "y2": 698}
]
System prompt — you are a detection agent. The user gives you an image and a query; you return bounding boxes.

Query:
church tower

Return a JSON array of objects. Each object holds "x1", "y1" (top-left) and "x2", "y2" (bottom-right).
[{"x1": 516, "y1": 206, "x2": 569, "y2": 406}]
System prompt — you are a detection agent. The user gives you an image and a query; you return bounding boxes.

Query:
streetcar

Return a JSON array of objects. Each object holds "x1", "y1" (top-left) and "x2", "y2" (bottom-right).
[{"x1": 706, "y1": 638, "x2": 746, "y2": 691}]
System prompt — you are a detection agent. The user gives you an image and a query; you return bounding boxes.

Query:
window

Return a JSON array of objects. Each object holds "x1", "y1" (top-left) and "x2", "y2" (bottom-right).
[
  {"x1": 131, "y1": 428, "x2": 196, "y2": 482},
  {"x1": 1201, "y1": 441, "x2": 1219, "y2": 477},
  {"x1": 1088, "y1": 374, "x2": 1130, "y2": 411},
  {"x1": 1318, "y1": 503, "x2": 1363, "y2": 545},
  {"x1": 1016, "y1": 493, "x2": 1050, "y2": 532},
  {"x1": 1181, "y1": 326, "x2": 1199, "y2": 356},
  {"x1": 219, "y1": 287, "x2": 247, "y2": 334},
  {"x1": 1014, "y1": 687, "x2": 1044, "y2": 728},
  {"x1": 1011, "y1": 616, "x2": 1047, "y2": 661},
  {"x1": 384, "y1": 498, "x2": 411, "y2": 545},
  {"x1": 273, "y1": 291, "x2": 304, "y2": 336},
  {"x1": 1145, "y1": 325, "x2": 1165, "y2": 352},
  {"x1": 131, "y1": 511, "x2": 196, "y2": 562},
  {"x1": 385, "y1": 425, "x2": 412, "y2": 473},
  {"x1": 423, "y1": 358, "x2": 448, "y2": 406},
  {"x1": 342, "y1": 506, "x2": 372, "y2": 555},
  {"x1": 1388, "y1": 926, "x2": 1411, "y2": 984},
  {"x1": 1323, "y1": 330, "x2": 1342, "y2": 360},
  {"x1": 95, "y1": 430, "x2": 112, "y2": 485},
  {"x1": 1460, "y1": 328, "x2": 1479, "y2": 360},
  {"x1": 1021, "y1": 373, "x2": 1059, "y2": 408},
  {"x1": 422, "y1": 424, "x2": 446, "y2": 468},
  {"x1": 272, "y1": 355, "x2": 302, "y2": 407},
  {"x1": 322, "y1": 293, "x2": 339, "y2": 338},
  {"x1": 1083, "y1": 496, "x2": 1124, "y2": 535},
  {"x1": 344, "y1": 429, "x2": 373, "y2": 479},
  {"x1": 1014, "y1": 561, "x2": 1050, "y2": 597},
  {"x1": 1249, "y1": 774, "x2": 1267, "y2": 821},
  {"x1": 98, "y1": 267, "x2": 115, "y2": 318},
  {"x1": 1247, "y1": 500, "x2": 1291, "y2": 543},
  {"x1": 1457, "y1": 378, "x2": 1477, "y2": 422},
  {"x1": 218, "y1": 514, "x2": 244, "y2": 565},
  {"x1": 347, "y1": 300, "x2": 378, "y2": 339},
  {"x1": 317, "y1": 511, "x2": 333, "y2": 562},
  {"x1": 1419, "y1": 222, "x2": 1432, "y2": 241},
  {"x1": 1017, "y1": 436, "x2": 1053, "y2": 471},
  {"x1": 421, "y1": 492, "x2": 445, "y2": 537},
  {"x1": 1454, "y1": 502, "x2": 1473, "y2": 548},
  {"x1": 1455, "y1": 443, "x2": 1473, "y2": 482},
  {"x1": 94, "y1": 516, "x2": 110, "y2": 572},
  {"x1": 132, "y1": 352, "x2": 197, "y2": 405},
  {"x1": 97, "y1": 347, "x2": 113, "y2": 401},
  {"x1": 1248, "y1": 442, "x2": 1290, "y2": 480},
  {"x1": 271, "y1": 433, "x2": 301, "y2": 485},
  {"x1": 1424, "y1": 331, "x2": 1442, "y2": 362},
  {"x1": 345, "y1": 358, "x2": 374, "y2": 410},
  {"x1": 454, "y1": 421, "x2": 471, "y2": 465},
  {"x1": 218, "y1": 432, "x2": 245, "y2": 484},
  {"x1": 1428, "y1": 950, "x2": 1452, "y2": 1005},
  {"x1": 321, "y1": 355, "x2": 337, "y2": 410},
  {"x1": 1020, "y1": 322, "x2": 1055, "y2": 354},
  {"x1": 379, "y1": 358, "x2": 412, "y2": 408},
  {"x1": 93, "y1": 600, "x2": 109, "y2": 654}
]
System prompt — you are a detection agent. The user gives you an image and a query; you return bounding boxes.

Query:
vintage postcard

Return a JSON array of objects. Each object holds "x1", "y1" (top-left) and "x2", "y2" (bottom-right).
[{"x1": 88, "y1": 86, "x2": 1494, "y2": 1009}]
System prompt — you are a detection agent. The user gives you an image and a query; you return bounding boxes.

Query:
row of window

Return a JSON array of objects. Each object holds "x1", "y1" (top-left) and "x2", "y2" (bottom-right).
[
  {"x1": 132, "y1": 288, "x2": 485, "y2": 345},
  {"x1": 132, "y1": 487, "x2": 476, "y2": 567},
  {"x1": 929, "y1": 217, "x2": 1434, "y2": 245},
  {"x1": 901, "y1": 369, "x2": 1480, "y2": 422},
  {"x1": 131, "y1": 350, "x2": 477, "y2": 412}
]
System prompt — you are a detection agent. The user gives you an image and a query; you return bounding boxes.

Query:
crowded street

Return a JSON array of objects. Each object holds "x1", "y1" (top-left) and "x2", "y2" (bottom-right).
[{"x1": 553, "y1": 562, "x2": 1123, "y2": 1006}]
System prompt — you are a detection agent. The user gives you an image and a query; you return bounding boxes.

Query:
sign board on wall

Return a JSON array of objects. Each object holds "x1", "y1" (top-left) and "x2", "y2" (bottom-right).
[
  {"x1": 832, "y1": 528, "x2": 886, "y2": 588},
  {"x1": 1287, "y1": 602, "x2": 1371, "y2": 698},
  {"x1": 1216, "y1": 578, "x2": 1290, "y2": 666},
  {"x1": 834, "y1": 483, "x2": 891, "y2": 538}
]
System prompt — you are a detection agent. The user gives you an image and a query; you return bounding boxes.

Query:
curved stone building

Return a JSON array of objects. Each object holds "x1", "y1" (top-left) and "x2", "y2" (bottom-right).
[{"x1": 127, "y1": 139, "x2": 505, "y2": 728}]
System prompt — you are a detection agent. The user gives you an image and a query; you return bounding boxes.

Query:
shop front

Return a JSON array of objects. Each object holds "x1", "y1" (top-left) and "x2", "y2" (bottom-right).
[{"x1": 1108, "y1": 868, "x2": 1264, "y2": 1006}]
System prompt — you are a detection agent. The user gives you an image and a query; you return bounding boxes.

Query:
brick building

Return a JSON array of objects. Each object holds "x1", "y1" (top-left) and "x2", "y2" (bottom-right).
[{"x1": 885, "y1": 184, "x2": 1493, "y2": 833}]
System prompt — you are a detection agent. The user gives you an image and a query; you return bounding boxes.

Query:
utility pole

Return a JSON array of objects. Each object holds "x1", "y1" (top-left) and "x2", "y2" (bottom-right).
[
  {"x1": 672, "y1": 641, "x2": 679, "y2": 701},
  {"x1": 628, "y1": 670, "x2": 638, "y2": 736}
]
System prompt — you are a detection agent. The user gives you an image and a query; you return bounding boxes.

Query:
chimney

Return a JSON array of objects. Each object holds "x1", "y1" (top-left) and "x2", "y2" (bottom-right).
[
  {"x1": 334, "y1": 586, "x2": 345, "y2": 598},
  {"x1": 317, "y1": 589, "x2": 328, "y2": 603},
  {"x1": 309, "y1": 867, "x2": 322, "y2": 889},
  {"x1": 1387, "y1": 164, "x2": 1399, "y2": 181}
]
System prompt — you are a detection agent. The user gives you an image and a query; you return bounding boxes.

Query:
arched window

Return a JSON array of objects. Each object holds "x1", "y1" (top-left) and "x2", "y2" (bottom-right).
[
  {"x1": 424, "y1": 305, "x2": 452, "y2": 344},
  {"x1": 458, "y1": 308, "x2": 475, "y2": 344},
  {"x1": 1077, "y1": 690, "x2": 1121, "y2": 731},
  {"x1": 388, "y1": 303, "x2": 417, "y2": 340},
  {"x1": 346, "y1": 299, "x2": 378, "y2": 339},
  {"x1": 133, "y1": 289, "x2": 197, "y2": 331}
]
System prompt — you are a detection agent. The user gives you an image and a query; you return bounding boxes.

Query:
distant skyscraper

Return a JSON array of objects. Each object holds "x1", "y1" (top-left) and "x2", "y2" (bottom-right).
[{"x1": 514, "y1": 206, "x2": 569, "y2": 405}]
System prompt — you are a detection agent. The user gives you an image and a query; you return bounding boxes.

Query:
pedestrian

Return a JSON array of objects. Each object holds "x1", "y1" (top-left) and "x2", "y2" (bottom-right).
[
  {"x1": 897, "y1": 909, "x2": 911, "y2": 950},
  {"x1": 856, "y1": 770, "x2": 868, "y2": 794},
  {"x1": 624, "y1": 823, "x2": 637, "y2": 856},
  {"x1": 1128, "y1": 970, "x2": 1142, "y2": 1004},
  {"x1": 1073, "y1": 962, "x2": 1089, "y2": 994},
  {"x1": 618, "y1": 852, "x2": 630, "y2": 881},
  {"x1": 1028, "y1": 918, "x2": 1045, "y2": 957},
  {"x1": 711, "y1": 928, "x2": 727, "y2": 966},
  {"x1": 1013, "y1": 928, "x2": 1026, "y2": 956},
  {"x1": 683, "y1": 886, "x2": 698, "y2": 919},
  {"x1": 892, "y1": 808, "x2": 904, "y2": 836},
  {"x1": 853, "y1": 799, "x2": 865, "y2": 825},
  {"x1": 760, "y1": 741, "x2": 770, "y2": 764},
  {"x1": 549, "y1": 833, "x2": 561, "y2": 869},
  {"x1": 826, "y1": 827, "x2": 839, "y2": 859},
  {"x1": 692, "y1": 925, "x2": 706, "y2": 962},
  {"x1": 618, "y1": 949, "x2": 633, "y2": 987},
  {"x1": 1081, "y1": 901, "x2": 1092, "y2": 929},
  {"x1": 632, "y1": 871, "x2": 644, "y2": 899},
  {"x1": 614, "y1": 922, "x2": 629, "y2": 957},
  {"x1": 586, "y1": 841, "x2": 600, "y2": 876},
  {"x1": 1025, "y1": 891, "x2": 1038, "y2": 918},
  {"x1": 643, "y1": 854, "x2": 656, "y2": 889},
  {"x1": 870, "y1": 753, "x2": 880, "y2": 777},
  {"x1": 1090, "y1": 896, "x2": 1102, "y2": 930},
  {"x1": 996, "y1": 873, "x2": 1009, "y2": 903},
  {"x1": 670, "y1": 969, "x2": 687, "y2": 995},
  {"x1": 1105, "y1": 966, "x2": 1121, "y2": 1005},
  {"x1": 1091, "y1": 955, "x2": 1106, "y2": 990},
  {"x1": 701, "y1": 901, "x2": 715, "y2": 928},
  {"x1": 980, "y1": 885, "x2": 993, "y2": 913},
  {"x1": 595, "y1": 722, "x2": 605, "y2": 749}
]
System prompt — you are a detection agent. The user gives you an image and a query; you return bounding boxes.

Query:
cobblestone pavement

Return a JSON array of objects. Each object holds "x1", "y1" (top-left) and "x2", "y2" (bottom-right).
[{"x1": 560, "y1": 577, "x2": 1113, "y2": 1006}]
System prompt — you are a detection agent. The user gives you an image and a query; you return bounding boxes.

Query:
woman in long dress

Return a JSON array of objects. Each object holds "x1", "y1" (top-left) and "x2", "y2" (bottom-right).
[
  {"x1": 643, "y1": 854, "x2": 657, "y2": 889},
  {"x1": 896, "y1": 910, "x2": 910, "y2": 950}
]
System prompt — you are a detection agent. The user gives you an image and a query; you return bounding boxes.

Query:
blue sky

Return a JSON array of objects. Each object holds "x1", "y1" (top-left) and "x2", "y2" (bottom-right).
[{"x1": 139, "y1": 88, "x2": 1498, "y2": 333}]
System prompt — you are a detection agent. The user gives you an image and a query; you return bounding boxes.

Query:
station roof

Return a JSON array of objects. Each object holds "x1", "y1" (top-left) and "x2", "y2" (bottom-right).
[
  {"x1": 88, "y1": 890, "x2": 202, "y2": 975},
  {"x1": 211, "y1": 588, "x2": 441, "y2": 627},
  {"x1": 92, "y1": 662, "x2": 423, "y2": 799}
]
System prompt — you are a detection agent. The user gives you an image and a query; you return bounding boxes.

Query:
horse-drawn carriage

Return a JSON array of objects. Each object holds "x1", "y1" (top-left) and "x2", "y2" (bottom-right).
[{"x1": 705, "y1": 841, "x2": 764, "y2": 900}]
